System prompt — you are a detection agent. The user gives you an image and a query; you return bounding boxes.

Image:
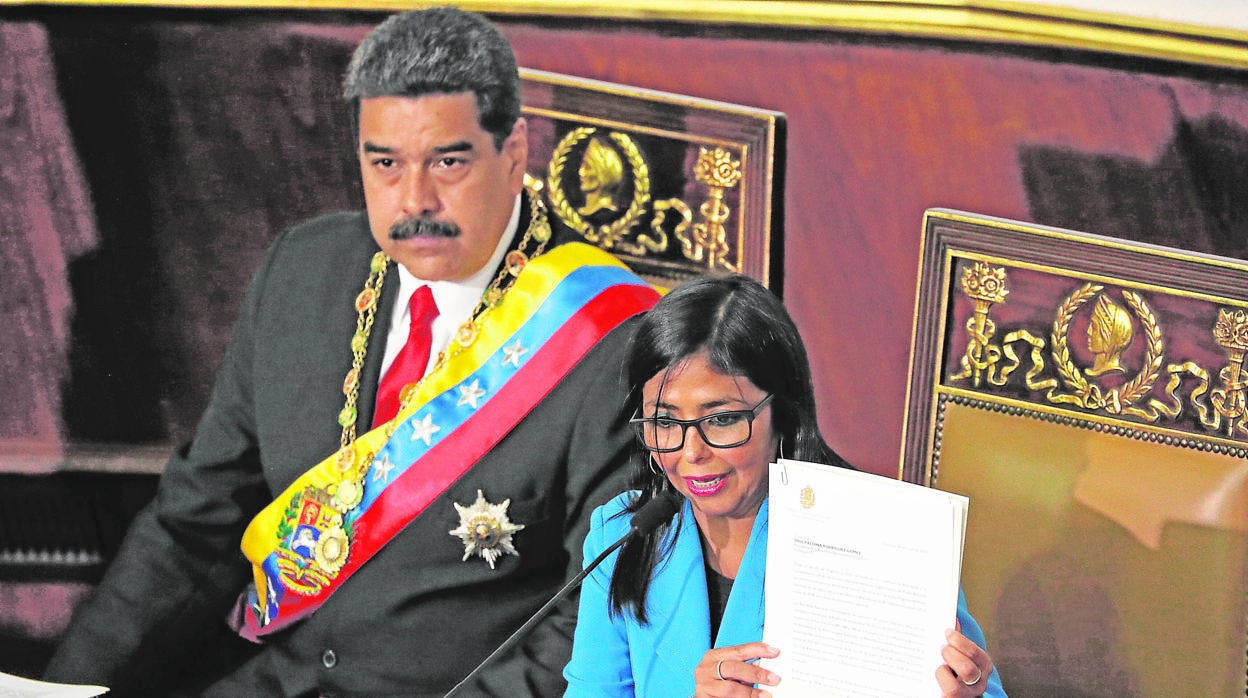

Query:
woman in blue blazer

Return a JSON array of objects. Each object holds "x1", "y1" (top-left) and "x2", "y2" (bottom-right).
[{"x1": 564, "y1": 274, "x2": 1005, "y2": 697}]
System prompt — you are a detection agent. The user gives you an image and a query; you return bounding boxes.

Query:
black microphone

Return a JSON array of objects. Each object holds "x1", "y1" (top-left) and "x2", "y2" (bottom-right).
[{"x1": 442, "y1": 493, "x2": 680, "y2": 697}]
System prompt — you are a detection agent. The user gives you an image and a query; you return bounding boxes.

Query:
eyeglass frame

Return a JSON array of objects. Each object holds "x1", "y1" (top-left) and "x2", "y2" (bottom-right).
[{"x1": 628, "y1": 394, "x2": 775, "y2": 453}]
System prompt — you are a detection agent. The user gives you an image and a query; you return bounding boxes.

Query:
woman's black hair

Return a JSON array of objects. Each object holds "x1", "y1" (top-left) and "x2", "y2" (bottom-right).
[{"x1": 608, "y1": 273, "x2": 852, "y2": 623}]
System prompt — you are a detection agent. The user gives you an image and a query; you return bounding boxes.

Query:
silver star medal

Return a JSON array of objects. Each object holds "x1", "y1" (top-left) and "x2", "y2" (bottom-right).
[{"x1": 449, "y1": 489, "x2": 525, "y2": 569}]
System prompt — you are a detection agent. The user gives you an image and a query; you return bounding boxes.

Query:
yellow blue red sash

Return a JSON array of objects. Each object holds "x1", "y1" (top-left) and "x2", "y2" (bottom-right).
[{"x1": 234, "y1": 243, "x2": 658, "y2": 640}]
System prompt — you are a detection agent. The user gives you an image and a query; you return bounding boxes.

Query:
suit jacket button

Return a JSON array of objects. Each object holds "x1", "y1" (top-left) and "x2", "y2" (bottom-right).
[{"x1": 321, "y1": 649, "x2": 338, "y2": 669}]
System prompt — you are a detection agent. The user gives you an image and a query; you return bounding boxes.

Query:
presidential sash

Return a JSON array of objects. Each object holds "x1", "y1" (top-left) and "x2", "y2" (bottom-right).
[{"x1": 235, "y1": 242, "x2": 659, "y2": 640}]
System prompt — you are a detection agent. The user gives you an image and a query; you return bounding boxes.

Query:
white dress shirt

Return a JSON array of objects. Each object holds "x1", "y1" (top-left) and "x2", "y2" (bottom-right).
[{"x1": 377, "y1": 194, "x2": 522, "y2": 379}]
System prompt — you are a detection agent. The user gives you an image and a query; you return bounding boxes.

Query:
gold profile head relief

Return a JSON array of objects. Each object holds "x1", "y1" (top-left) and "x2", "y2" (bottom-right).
[
  {"x1": 1085, "y1": 294, "x2": 1135, "y2": 377},
  {"x1": 547, "y1": 127, "x2": 650, "y2": 250},
  {"x1": 800, "y1": 486, "x2": 815, "y2": 509},
  {"x1": 577, "y1": 136, "x2": 625, "y2": 216}
]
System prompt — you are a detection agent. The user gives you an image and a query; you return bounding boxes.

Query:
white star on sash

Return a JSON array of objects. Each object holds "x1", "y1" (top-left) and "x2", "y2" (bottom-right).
[
  {"x1": 502, "y1": 340, "x2": 529, "y2": 368},
  {"x1": 372, "y1": 454, "x2": 396, "y2": 483},
  {"x1": 457, "y1": 380, "x2": 487, "y2": 408},
  {"x1": 409, "y1": 413, "x2": 441, "y2": 446}
]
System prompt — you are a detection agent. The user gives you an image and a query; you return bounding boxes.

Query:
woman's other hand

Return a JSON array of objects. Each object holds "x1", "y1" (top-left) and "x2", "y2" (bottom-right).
[
  {"x1": 691, "y1": 642, "x2": 780, "y2": 697},
  {"x1": 937, "y1": 626, "x2": 994, "y2": 697}
]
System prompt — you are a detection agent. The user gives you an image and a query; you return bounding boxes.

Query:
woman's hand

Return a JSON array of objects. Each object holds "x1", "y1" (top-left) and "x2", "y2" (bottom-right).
[
  {"x1": 936, "y1": 627, "x2": 994, "y2": 697},
  {"x1": 691, "y1": 642, "x2": 781, "y2": 697}
]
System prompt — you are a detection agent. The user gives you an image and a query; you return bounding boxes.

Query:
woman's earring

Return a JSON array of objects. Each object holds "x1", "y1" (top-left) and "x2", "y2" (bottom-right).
[
  {"x1": 649, "y1": 456, "x2": 664, "y2": 477},
  {"x1": 776, "y1": 436, "x2": 785, "y2": 460}
]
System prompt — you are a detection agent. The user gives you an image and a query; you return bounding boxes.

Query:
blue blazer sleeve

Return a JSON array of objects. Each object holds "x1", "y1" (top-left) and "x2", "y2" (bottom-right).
[{"x1": 957, "y1": 589, "x2": 1008, "y2": 697}]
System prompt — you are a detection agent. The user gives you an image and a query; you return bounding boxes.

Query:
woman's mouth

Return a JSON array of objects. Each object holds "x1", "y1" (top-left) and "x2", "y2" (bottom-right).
[{"x1": 684, "y1": 473, "x2": 728, "y2": 497}]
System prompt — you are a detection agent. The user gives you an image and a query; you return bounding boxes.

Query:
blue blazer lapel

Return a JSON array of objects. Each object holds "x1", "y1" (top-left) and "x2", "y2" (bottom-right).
[
  {"x1": 715, "y1": 498, "x2": 768, "y2": 648},
  {"x1": 640, "y1": 501, "x2": 712, "y2": 694},
  {"x1": 637, "y1": 499, "x2": 771, "y2": 695}
]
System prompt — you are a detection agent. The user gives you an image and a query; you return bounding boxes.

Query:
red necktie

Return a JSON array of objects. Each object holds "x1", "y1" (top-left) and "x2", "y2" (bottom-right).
[{"x1": 373, "y1": 285, "x2": 439, "y2": 427}]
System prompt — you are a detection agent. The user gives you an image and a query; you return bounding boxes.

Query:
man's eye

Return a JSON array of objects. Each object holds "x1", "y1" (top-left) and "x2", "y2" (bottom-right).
[
  {"x1": 434, "y1": 157, "x2": 464, "y2": 169},
  {"x1": 372, "y1": 158, "x2": 395, "y2": 169}
]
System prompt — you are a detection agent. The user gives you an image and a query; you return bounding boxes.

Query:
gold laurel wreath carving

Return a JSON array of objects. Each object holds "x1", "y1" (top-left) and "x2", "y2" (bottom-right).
[
  {"x1": 1048, "y1": 285, "x2": 1164, "y2": 414},
  {"x1": 546, "y1": 127, "x2": 651, "y2": 250},
  {"x1": 1116, "y1": 291, "x2": 1165, "y2": 416},
  {"x1": 1048, "y1": 283, "x2": 1100, "y2": 405}
]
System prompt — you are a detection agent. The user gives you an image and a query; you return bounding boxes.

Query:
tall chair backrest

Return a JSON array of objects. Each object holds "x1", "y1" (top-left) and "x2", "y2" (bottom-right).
[{"x1": 901, "y1": 209, "x2": 1248, "y2": 698}]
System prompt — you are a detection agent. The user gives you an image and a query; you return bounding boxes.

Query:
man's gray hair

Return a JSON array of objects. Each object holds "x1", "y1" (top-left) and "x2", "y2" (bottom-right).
[{"x1": 343, "y1": 7, "x2": 521, "y2": 150}]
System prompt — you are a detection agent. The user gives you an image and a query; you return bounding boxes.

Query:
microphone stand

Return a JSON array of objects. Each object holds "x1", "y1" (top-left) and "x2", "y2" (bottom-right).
[
  {"x1": 441, "y1": 535, "x2": 628, "y2": 698},
  {"x1": 442, "y1": 493, "x2": 678, "y2": 698}
]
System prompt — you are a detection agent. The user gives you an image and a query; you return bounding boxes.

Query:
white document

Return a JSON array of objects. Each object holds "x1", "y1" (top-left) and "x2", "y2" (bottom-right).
[
  {"x1": 762, "y1": 458, "x2": 967, "y2": 697},
  {"x1": 0, "y1": 672, "x2": 107, "y2": 698}
]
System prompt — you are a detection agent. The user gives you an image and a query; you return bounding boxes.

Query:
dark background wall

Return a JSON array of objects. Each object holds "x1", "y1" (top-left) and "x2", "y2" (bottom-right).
[
  {"x1": 6, "y1": 6, "x2": 1248, "y2": 477},
  {"x1": 2, "y1": 3, "x2": 1247, "y2": 681}
]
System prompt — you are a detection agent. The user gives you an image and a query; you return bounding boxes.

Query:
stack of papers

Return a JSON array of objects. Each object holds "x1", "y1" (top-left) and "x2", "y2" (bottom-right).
[
  {"x1": 763, "y1": 458, "x2": 967, "y2": 697},
  {"x1": 0, "y1": 672, "x2": 107, "y2": 697}
]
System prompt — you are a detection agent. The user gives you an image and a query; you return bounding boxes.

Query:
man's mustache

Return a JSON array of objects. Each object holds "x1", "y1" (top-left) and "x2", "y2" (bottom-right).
[{"x1": 390, "y1": 217, "x2": 461, "y2": 240}]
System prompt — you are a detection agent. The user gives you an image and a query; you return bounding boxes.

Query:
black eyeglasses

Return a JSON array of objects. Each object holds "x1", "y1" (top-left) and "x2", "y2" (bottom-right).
[{"x1": 629, "y1": 394, "x2": 774, "y2": 453}]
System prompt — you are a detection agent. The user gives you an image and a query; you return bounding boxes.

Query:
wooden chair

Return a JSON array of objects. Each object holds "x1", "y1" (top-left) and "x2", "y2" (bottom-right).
[
  {"x1": 519, "y1": 68, "x2": 783, "y2": 290},
  {"x1": 900, "y1": 209, "x2": 1248, "y2": 697}
]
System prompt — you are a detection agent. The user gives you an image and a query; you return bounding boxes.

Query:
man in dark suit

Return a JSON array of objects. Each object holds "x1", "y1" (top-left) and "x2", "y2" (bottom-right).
[{"x1": 44, "y1": 8, "x2": 658, "y2": 696}]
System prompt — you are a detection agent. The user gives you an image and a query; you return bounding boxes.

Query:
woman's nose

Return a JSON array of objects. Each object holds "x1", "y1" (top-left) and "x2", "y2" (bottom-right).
[{"x1": 681, "y1": 424, "x2": 712, "y2": 462}]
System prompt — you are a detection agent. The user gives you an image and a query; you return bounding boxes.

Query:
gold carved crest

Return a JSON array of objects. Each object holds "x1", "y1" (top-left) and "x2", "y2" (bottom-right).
[
  {"x1": 542, "y1": 127, "x2": 748, "y2": 276},
  {"x1": 519, "y1": 69, "x2": 780, "y2": 287},
  {"x1": 948, "y1": 261, "x2": 1248, "y2": 440}
]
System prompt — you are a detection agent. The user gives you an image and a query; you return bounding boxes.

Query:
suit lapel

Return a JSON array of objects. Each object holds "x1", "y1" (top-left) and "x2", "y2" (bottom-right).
[{"x1": 356, "y1": 260, "x2": 398, "y2": 431}]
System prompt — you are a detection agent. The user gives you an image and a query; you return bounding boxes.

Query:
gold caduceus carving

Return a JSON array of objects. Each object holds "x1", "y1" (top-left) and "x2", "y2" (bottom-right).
[
  {"x1": 951, "y1": 262, "x2": 1009, "y2": 387},
  {"x1": 1208, "y1": 308, "x2": 1248, "y2": 438},
  {"x1": 681, "y1": 147, "x2": 742, "y2": 272}
]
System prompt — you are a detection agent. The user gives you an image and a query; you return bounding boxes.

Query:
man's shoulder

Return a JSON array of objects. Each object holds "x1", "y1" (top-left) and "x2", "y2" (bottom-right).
[
  {"x1": 279, "y1": 210, "x2": 371, "y2": 245},
  {"x1": 262, "y1": 211, "x2": 375, "y2": 270}
]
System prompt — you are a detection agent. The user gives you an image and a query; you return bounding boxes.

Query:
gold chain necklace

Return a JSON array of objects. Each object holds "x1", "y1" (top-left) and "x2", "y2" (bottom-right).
[{"x1": 337, "y1": 190, "x2": 552, "y2": 452}]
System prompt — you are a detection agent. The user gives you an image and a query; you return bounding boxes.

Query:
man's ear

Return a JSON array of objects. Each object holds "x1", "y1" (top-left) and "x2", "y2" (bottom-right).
[{"x1": 504, "y1": 117, "x2": 529, "y2": 192}]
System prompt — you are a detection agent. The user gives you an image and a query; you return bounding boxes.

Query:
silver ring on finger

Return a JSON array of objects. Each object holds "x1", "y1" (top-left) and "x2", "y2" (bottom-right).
[
  {"x1": 960, "y1": 666, "x2": 984, "y2": 686},
  {"x1": 716, "y1": 659, "x2": 727, "y2": 681}
]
